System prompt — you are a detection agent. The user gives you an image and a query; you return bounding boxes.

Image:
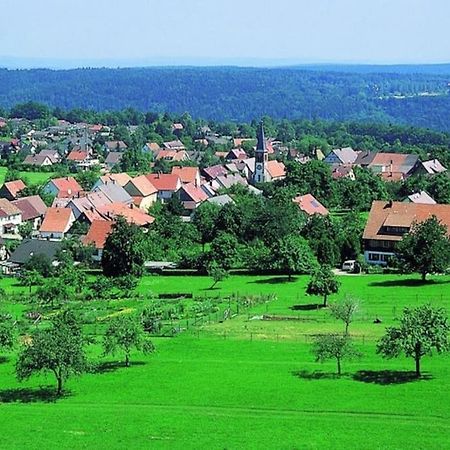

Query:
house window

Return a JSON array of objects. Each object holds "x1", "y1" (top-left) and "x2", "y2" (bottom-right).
[{"x1": 368, "y1": 253, "x2": 380, "y2": 261}]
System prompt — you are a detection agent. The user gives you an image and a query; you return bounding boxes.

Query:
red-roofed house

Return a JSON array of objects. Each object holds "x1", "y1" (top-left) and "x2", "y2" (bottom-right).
[
  {"x1": 96, "y1": 203, "x2": 154, "y2": 226},
  {"x1": 82, "y1": 220, "x2": 114, "y2": 262},
  {"x1": 124, "y1": 175, "x2": 158, "y2": 210},
  {"x1": 171, "y1": 166, "x2": 201, "y2": 186},
  {"x1": 39, "y1": 208, "x2": 75, "y2": 240},
  {"x1": 44, "y1": 177, "x2": 83, "y2": 198},
  {"x1": 363, "y1": 200, "x2": 450, "y2": 265},
  {"x1": 145, "y1": 174, "x2": 182, "y2": 201},
  {"x1": 0, "y1": 180, "x2": 27, "y2": 200},
  {"x1": 178, "y1": 183, "x2": 209, "y2": 212},
  {"x1": 293, "y1": 194, "x2": 329, "y2": 217}
]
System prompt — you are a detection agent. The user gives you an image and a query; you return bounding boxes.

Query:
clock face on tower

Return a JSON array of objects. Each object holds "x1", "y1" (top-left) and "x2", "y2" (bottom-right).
[{"x1": 256, "y1": 163, "x2": 263, "y2": 170}]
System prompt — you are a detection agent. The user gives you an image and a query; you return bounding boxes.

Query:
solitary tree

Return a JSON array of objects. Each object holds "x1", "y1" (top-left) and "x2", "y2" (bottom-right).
[
  {"x1": 395, "y1": 216, "x2": 450, "y2": 281},
  {"x1": 102, "y1": 217, "x2": 146, "y2": 277},
  {"x1": 377, "y1": 304, "x2": 449, "y2": 377},
  {"x1": 312, "y1": 334, "x2": 361, "y2": 376},
  {"x1": 329, "y1": 296, "x2": 360, "y2": 335},
  {"x1": 103, "y1": 315, "x2": 155, "y2": 367},
  {"x1": 306, "y1": 265, "x2": 340, "y2": 307},
  {"x1": 207, "y1": 261, "x2": 229, "y2": 289},
  {"x1": 16, "y1": 311, "x2": 87, "y2": 395}
]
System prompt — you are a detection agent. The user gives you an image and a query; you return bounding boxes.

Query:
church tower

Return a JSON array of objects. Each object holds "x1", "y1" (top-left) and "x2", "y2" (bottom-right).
[{"x1": 253, "y1": 121, "x2": 268, "y2": 184}]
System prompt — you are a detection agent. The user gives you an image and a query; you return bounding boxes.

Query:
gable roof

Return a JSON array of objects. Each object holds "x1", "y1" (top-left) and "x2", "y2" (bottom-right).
[
  {"x1": 96, "y1": 203, "x2": 154, "y2": 226},
  {"x1": 146, "y1": 173, "x2": 181, "y2": 192},
  {"x1": 67, "y1": 150, "x2": 88, "y2": 161},
  {"x1": 293, "y1": 194, "x2": 329, "y2": 216},
  {"x1": 363, "y1": 201, "x2": 450, "y2": 242},
  {"x1": 126, "y1": 175, "x2": 157, "y2": 197},
  {"x1": 12, "y1": 195, "x2": 47, "y2": 221},
  {"x1": 0, "y1": 198, "x2": 21, "y2": 217},
  {"x1": 99, "y1": 173, "x2": 132, "y2": 187},
  {"x1": 82, "y1": 220, "x2": 114, "y2": 249},
  {"x1": 49, "y1": 177, "x2": 83, "y2": 195},
  {"x1": 421, "y1": 159, "x2": 447, "y2": 174},
  {"x1": 40, "y1": 208, "x2": 74, "y2": 233},
  {"x1": 171, "y1": 166, "x2": 199, "y2": 184},
  {"x1": 328, "y1": 147, "x2": 359, "y2": 164},
  {"x1": 369, "y1": 153, "x2": 419, "y2": 174},
  {"x1": 266, "y1": 160, "x2": 286, "y2": 179},
  {"x1": 9, "y1": 238, "x2": 62, "y2": 265},
  {"x1": 94, "y1": 183, "x2": 133, "y2": 204},
  {"x1": 407, "y1": 191, "x2": 436, "y2": 205},
  {"x1": 1, "y1": 180, "x2": 26, "y2": 198},
  {"x1": 202, "y1": 164, "x2": 229, "y2": 180},
  {"x1": 105, "y1": 140, "x2": 127, "y2": 150},
  {"x1": 23, "y1": 154, "x2": 52, "y2": 166},
  {"x1": 105, "y1": 152, "x2": 123, "y2": 166},
  {"x1": 180, "y1": 183, "x2": 209, "y2": 204}
]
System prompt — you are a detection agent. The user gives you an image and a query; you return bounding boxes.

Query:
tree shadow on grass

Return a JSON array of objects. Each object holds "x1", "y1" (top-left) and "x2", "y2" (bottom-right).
[
  {"x1": 0, "y1": 386, "x2": 69, "y2": 403},
  {"x1": 249, "y1": 276, "x2": 298, "y2": 285},
  {"x1": 200, "y1": 287, "x2": 221, "y2": 292},
  {"x1": 0, "y1": 356, "x2": 9, "y2": 364},
  {"x1": 89, "y1": 360, "x2": 146, "y2": 374},
  {"x1": 368, "y1": 279, "x2": 449, "y2": 288},
  {"x1": 290, "y1": 304, "x2": 324, "y2": 311},
  {"x1": 353, "y1": 370, "x2": 433, "y2": 385},
  {"x1": 292, "y1": 370, "x2": 341, "y2": 380}
]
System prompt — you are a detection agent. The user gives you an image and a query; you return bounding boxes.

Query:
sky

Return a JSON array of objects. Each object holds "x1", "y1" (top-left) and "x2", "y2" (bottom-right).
[{"x1": 1, "y1": 0, "x2": 449, "y2": 67}]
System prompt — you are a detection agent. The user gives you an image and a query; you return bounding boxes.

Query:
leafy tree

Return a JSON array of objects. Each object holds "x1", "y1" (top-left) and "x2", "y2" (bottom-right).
[
  {"x1": 16, "y1": 311, "x2": 87, "y2": 395},
  {"x1": 18, "y1": 222, "x2": 33, "y2": 239},
  {"x1": 23, "y1": 254, "x2": 53, "y2": 277},
  {"x1": 20, "y1": 269, "x2": 44, "y2": 294},
  {"x1": 207, "y1": 261, "x2": 229, "y2": 289},
  {"x1": 209, "y1": 232, "x2": 239, "y2": 270},
  {"x1": 103, "y1": 315, "x2": 155, "y2": 367},
  {"x1": 312, "y1": 334, "x2": 361, "y2": 376},
  {"x1": 273, "y1": 235, "x2": 317, "y2": 281},
  {"x1": 89, "y1": 275, "x2": 115, "y2": 300},
  {"x1": 36, "y1": 278, "x2": 71, "y2": 308},
  {"x1": 192, "y1": 202, "x2": 220, "y2": 251},
  {"x1": 102, "y1": 217, "x2": 146, "y2": 277},
  {"x1": 395, "y1": 216, "x2": 450, "y2": 281},
  {"x1": 329, "y1": 296, "x2": 359, "y2": 335},
  {"x1": 306, "y1": 265, "x2": 340, "y2": 307},
  {"x1": 377, "y1": 304, "x2": 449, "y2": 377}
]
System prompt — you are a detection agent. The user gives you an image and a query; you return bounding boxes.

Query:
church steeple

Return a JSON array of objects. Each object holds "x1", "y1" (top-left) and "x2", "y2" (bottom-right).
[
  {"x1": 253, "y1": 121, "x2": 268, "y2": 184},
  {"x1": 256, "y1": 121, "x2": 266, "y2": 151}
]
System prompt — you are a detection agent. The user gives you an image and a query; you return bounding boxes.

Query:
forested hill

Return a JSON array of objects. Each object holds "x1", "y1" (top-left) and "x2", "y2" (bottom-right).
[{"x1": 0, "y1": 66, "x2": 449, "y2": 130}]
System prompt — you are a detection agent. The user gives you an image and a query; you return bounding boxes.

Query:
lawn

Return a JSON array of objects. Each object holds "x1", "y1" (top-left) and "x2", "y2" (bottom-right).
[
  {"x1": 18, "y1": 171, "x2": 56, "y2": 186},
  {"x1": 0, "y1": 273, "x2": 449, "y2": 449},
  {"x1": 0, "y1": 168, "x2": 56, "y2": 187}
]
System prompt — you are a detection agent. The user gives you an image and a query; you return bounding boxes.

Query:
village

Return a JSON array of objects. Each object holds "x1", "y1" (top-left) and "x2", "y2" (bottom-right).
[{"x1": 0, "y1": 113, "x2": 449, "y2": 274}]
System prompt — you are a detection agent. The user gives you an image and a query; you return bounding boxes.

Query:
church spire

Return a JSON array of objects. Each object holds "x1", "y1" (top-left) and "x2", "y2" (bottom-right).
[{"x1": 256, "y1": 121, "x2": 265, "y2": 151}]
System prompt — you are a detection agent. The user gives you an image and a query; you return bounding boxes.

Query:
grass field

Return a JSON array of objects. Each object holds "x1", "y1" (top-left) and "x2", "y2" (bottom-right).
[{"x1": 0, "y1": 273, "x2": 449, "y2": 449}]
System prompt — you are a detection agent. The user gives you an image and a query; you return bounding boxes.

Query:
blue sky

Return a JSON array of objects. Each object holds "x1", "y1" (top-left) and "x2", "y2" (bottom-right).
[{"x1": 1, "y1": 0, "x2": 449, "y2": 67}]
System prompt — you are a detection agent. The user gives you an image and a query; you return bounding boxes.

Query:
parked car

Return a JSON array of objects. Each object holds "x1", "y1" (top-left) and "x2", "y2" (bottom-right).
[{"x1": 342, "y1": 260, "x2": 356, "y2": 272}]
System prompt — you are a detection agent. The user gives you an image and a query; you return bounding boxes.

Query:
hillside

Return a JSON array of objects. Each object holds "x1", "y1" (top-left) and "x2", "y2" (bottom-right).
[{"x1": 0, "y1": 66, "x2": 449, "y2": 130}]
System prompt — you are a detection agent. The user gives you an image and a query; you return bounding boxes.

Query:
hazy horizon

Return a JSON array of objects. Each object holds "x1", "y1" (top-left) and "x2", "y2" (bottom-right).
[{"x1": 1, "y1": 0, "x2": 449, "y2": 69}]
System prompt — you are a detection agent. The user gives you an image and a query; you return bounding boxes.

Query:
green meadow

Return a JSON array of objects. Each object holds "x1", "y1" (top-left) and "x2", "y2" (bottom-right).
[{"x1": 0, "y1": 274, "x2": 449, "y2": 449}]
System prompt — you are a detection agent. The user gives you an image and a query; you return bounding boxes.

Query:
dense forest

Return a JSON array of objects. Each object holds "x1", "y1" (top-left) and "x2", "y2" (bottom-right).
[{"x1": 0, "y1": 66, "x2": 449, "y2": 130}]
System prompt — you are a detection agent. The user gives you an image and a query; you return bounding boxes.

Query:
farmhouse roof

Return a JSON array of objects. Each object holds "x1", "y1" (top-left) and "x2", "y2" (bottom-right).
[{"x1": 363, "y1": 201, "x2": 450, "y2": 242}]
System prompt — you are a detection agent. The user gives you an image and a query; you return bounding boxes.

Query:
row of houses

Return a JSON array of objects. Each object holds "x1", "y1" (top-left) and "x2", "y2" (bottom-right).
[{"x1": 324, "y1": 147, "x2": 447, "y2": 181}]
